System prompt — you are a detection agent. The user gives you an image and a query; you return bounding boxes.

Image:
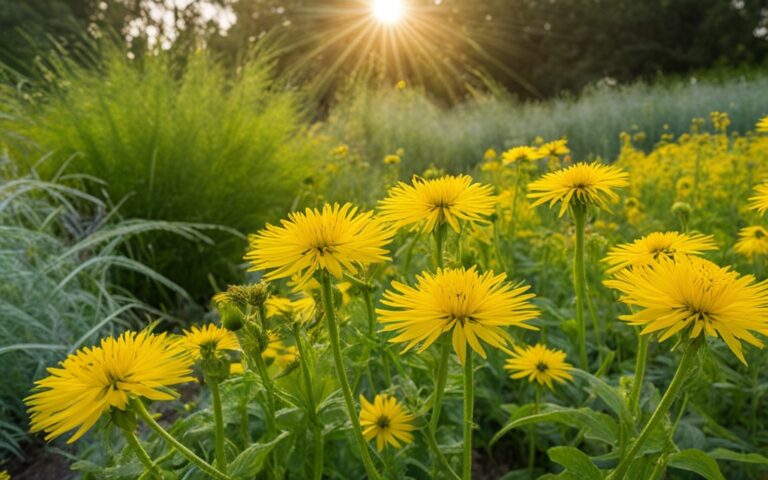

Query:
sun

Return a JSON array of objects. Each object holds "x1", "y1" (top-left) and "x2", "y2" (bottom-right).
[{"x1": 371, "y1": 0, "x2": 406, "y2": 25}]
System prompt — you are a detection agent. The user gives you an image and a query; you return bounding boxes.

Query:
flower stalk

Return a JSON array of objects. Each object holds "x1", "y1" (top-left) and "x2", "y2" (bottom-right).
[
  {"x1": 462, "y1": 352, "x2": 475, "y2": 480},
  {"x1": 572, "y1": 204, "x2": 588, "y2": 369}
]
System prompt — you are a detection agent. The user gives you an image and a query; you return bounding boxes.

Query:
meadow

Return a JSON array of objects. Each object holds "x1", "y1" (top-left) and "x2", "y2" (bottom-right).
[{"x1": 2, "y1": 46, "x2": 768, "y2": 480}]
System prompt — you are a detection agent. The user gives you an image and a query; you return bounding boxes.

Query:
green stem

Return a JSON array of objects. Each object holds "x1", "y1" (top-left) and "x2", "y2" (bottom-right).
[
  {"x1": 572, "y1": 205, "x2": 588, "y2": 369},
  {"x1": 252, "y1": 341, "x2": 277, "y2": 436},
  {"x1": 132, "y1": 398, "x2": 230, "y2": 480},
  {"x1": 362, "y1": 286, "x2": 376, "y2": 339},
  {"x1": 429, "y1": 343, "x2": 450, "y2": 433},
  {"x1": 240, "y1": 376, "x2": 251, "y2": 446},
  {"x1": 208, "y1": 379, "x2": 228, "y2": 473},
  {"x1": 434, "y1": 226, "x2": 445, "y2": 269},
  {"x1": 462, "y1": 352, "x2": 475, "y2": 480},
  {"x1": 527, "y1": 386, "x2": 541, "y2": 477},
  {"x1": 124, "y1": 429, "x2": 161, "y2": 478},
  {"x1": 402, "y1": 232, "x2": 420, "y2": 278},
  {"x1": 292, "y1": 324, "x2": 324, "y2": 480},
  {"x1": 609, "y1": 343, "x2": 699, "y2": 480},
  {"x1": 320, "y1": 272, "x2": 381, "y2": 480},
  {"x1": 509, "y1": 162, "x2": 520, "y2": 238},
  {"x1": 630, "y1": 334, "x2": 650, "y2": 419},
  {"x1": 492, "y1": 215, "x2": 508, "y2": 273}
]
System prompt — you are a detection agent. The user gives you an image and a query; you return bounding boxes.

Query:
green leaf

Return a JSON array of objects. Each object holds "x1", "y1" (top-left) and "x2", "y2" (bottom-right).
[
  {"x1": 490, "y1": 405, "x2": 618, "y2": 446},
  {"x1": 572, "y1": 370, "x2": 629, "y2": 423},
  {"x1": 547, "y1": 446, "x2": 603, "y2": 480},
  {"x1": 668, "y1": 449, "x2": 725, "y2": 480},
  {"x1": 708, "y1": 448, "x2": 768, "y2": 465},
  {"x1": 229, "y1": 431, "x2": 290, "y2": 479}
]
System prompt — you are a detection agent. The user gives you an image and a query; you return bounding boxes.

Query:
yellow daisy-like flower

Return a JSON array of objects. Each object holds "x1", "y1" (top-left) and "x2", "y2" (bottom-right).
[
  {"x1": 504, "y1": 344, "x2": 574, "y2": 389},
  {"x1": 359, "y1": 394, "x2": 416, "y2": 451},
  {"x1": 246, "y1": 203, "x2": 393, "y2": 287},
  {"x1": 735, "y1": 226, "x2": 768, "y2": 259},
  {"x1": 756, "y1": 115, "x2": 768, "y2": 133},
  {"x1": 603, "y1": 231, "x2": 718, "y2": 274},
  {"x1": 378, "y1": 175, "x2": 497, "y2": 233},
  {"x1": 384, "y1": 154, "x2": 401, "y2": 165},
  {"x1": 229, "y1": 362, "x2": 245, "y2": 375},
  {"x1": 0, "y1": 471, "x2": 9, "y2": 480},
  {"x1": 502, "y1": 146, "x2": 543, "y2": 165},
  {"x1": 748, "y1": 183, "x2": 768, "y2": 215},
  {"x1": 537, "y1": 139, "x2": 570, "y2": 157},
  {"x1": 604, "y1": 255, "x2": 768, "y2": 364},
  {"x1": 181, "y1": 323, "x2": 240, "y2": 359},
  {"x1": 527, "y1": 162, "x2": 629, "y2": 217},
  {"x1": 262, "y1": 331, "x2": 287, "y2": 361},
  {"x1": 25, "y1": 331, "x2": 194, "y2": 443},
  {"x1": 377, "y1": 267, "x2": 539, "y2": 364}
]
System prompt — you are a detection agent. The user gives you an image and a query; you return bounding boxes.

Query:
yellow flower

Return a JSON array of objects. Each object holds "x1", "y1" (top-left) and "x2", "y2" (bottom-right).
[
  {"x1": 275, "y1": 345, "x2": 299, "y2": 368},
  {"x1": 757, "y1": 116, "x2": 768, "y2": 133},
  {"x1": 332, "y1": 144, "x2": 349, "y2": 157},
  {"x1": 537, "y1": 139, "x2": 570, "y2": 157},
  {"x1": 502, "y1": 146, "x2": 543, "y2": 165},
  {"x1": 25, "y1": 331, "x2": 194, "y2": 443},
  {"x1": 246, "y1": 203, "x2": 393, "y2": 287},
  {"x1": 377, "y1": 267, "x2": 538, "y2": 364},
  {"x1": 262, "y1": 331, "x2": 287, "y2": 361},
  {"x1": 229, "y1": 362, "x2": 245, "y2": 375},
  {"x1": 0, "y1": 471, "x2": 9, "y2": 480},
  {"x1": 603, "y1": 231, "x2": 717, "y2": 274},
  {"x1": 378, "y1": 175, "x2": 497, "y2": 233},
  {"x1": 504, "y1": 344, "x2": 574, "y2": 389},
  {"x1": 604, "y1": 255, "x2": 768, "y2": 364},
  {"x1": 181, "y1": 323, "x2": 240, "y2": 359},
  {"x1": 484, "y1": 148, "x2": 498, "y2": 160},
  {"x1": 359, "y1": 394, "x2": 416, "y2": 451},
  {"x1": 396, "y1": 80, "x2": 407, "y2": 90},
  {"x1": 527, "y1": 162, "x2": 629, "y2": 217},
  {"x1": 384, "y1": 154, "x2": 401, "y2": 165},
  {"x1": 735, "y1": 226, "x2": 768, "y2": 259},
  {"x1": 749, "y1": 183, "x2": 768, "y2": 215}
]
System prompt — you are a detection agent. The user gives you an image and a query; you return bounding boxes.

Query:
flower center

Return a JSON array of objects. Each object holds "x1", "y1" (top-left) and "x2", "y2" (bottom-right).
[
  {"x1": 535, "y1": 361, "x2": 549, "y2": 372},
  {"x1": 376, "y1": 415, "x2": 390, "y2": 430}
]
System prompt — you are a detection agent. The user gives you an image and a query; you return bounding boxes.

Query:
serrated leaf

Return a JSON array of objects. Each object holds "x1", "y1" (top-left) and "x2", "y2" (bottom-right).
[
  {"x1": 547, "y1": 446, "x2": 603, "y2": 480},
  {"x1": 708, "y1": 448, "x2": 768, "y2": 465},
  {"x1": 490, "y1": 405, "x2": 618, "y2": 446},
  {"x1": 668, "y1": 449, "x2": 725, "y2": 480},
  {"x1": 229, "y1": 431, "x2": 290, "y2": 479}
]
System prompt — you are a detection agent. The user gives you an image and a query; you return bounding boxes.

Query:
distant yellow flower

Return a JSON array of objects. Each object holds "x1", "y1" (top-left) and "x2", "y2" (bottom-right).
[
  {"x1": 484, "y1": 148, "x2": 498, "y2": 160},
  {"x1": 502, "y1": 146, "x2": 542, "y2": 165},
  {"x1": 757, "y1": 116, "x2": 768, "y2": 133},
  {"x1": 266, "y1": 295, "x2": 317, "y2": 324},
  {"x1": 527, "y1": 162, "x2": 629, "y2": 217},
  {"x1": 603, "y1": 231, "x2": 717, "y2": 274},
  {"x1": 377, "y1": 267, "x2": 538, "y2": 364},
  {"x1": 246, "y1": 203, "x2": 393, "y2": 287},
  {"x1": 359, "y1": 394, "x2": 416, "y2": 451},
  {"x1": 332, "y1": 144, "x2": 349, "y2": 157},
  {"x1": 505, "y1": 344, "x2": 574, "y2": 389},
  {"x1": 181, "y1": 323, "x2": 240, "y2": 359},
  {"x1": 384, "y1": 154, "x2": 401, "y2": 165},
  {"x1": 537, "y1": 139, "x2": 570, "y2": 157},
  {"x1": 229, "y1": 362, "x2": 245, "y2": 375},
  {"x1": 275, "y1": 345, "x2": 299, "y2": 368},
  {"x1": 604, "y1": 255, "x2": 768, "y2": 364},
  {"x1": 0, "y1": 471, "x2": 9, "y2": 480},
  {"x1": 26, "y1": 331, "x2": 194, "y2": 443},
  {"x1": 378, "y1": 175, "x2": 497, "y2": 233},
  {"x1": 396, "y1": 80, "x2": 407, "y2": 90},
  {"x1": 749, "y1": 183, "x2": 768, "y2": 214},
  {"x1": 262, "y1": 331, "x2": 287, "y2": 361},
  {"x1": 735, "y1": 226, "x2": 768, "y2": 259}
]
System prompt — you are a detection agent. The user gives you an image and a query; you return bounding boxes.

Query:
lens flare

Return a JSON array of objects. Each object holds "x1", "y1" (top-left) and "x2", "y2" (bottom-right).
[{"x1": 372, "y1": 0, "x2": 406, "y2": 25}]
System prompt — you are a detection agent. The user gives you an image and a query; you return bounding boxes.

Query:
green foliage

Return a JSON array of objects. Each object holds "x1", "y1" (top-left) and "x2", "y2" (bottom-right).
[{"x1": 1, "y1": 46, "x2": 323, "y2": 302}]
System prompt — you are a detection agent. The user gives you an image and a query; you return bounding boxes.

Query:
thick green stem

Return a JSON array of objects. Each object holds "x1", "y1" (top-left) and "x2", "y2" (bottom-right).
[
  {"x1": 252, "y1": 342, "x2": 277, "y2": 436},
  {"x1": 208, "y1": 379, "x2": 228, "y2": 473},
  {"x1": 124, "y1": 429, "x2": 161, "y2": 478},
  {"x1": 434, "y1": 226, "x2": 445, "y2": 269},
  {"x1": 492, "y1": 216, "x2": 508, "y2": 273},
  {"x1": 402, "y1": 232, "x2": 420, "y2": 278},
  {"x1": 292, "y1": 324, "x2": 324, "y2": 480},
  {"x1": 609, "y1": 344, "x2": 699, "y2": 480},
  {"x1": 572, "y1": 205, "x2": 588, "y2": 369},
  {"x1": 509, "y1": 162, "x2": 521, "y2": 238},
  {"x1": 320, "y1": 273, "x2": 381, "y2": 480},
  {"x1": 527, "y1": 386, "x2": 541, "y2": 477},
  {"x1": 630, "y1": 334, "x2": 650, "y2": 419},
  {"x1": 362, "y1": 286, "x2": 376, "y2": 339},
  {"x1": 429, "y1": 343, "x2": 450, "y2": 433},
  {"x1": 132, "y1": 398, "x2": 230, "y2": 480},
  {"x1": 462, "y1": 353, "x2": 475, "y2": 480}
]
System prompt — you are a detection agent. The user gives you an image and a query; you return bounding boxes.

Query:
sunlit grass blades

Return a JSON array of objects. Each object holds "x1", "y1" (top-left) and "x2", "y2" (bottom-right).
[
  {"x1": 377, "y1": 267, "x2": 539, "y2": 364},
  {"x1": 25, "y1": 331, "x2": 194, "y2": 443},
  {"x1": 378, "y1": 175, "x2": 497, "y2": 233},
  {"x1": 527, "y1": 162, "x2": 629, "y2": 217},
  {"x1": 246, "y1": 202, "x2": 393, "y2": 286},
  {"x1": 605, "y1": 255, "x2": 768, "y2": 364},
  {"x1": 603, "y1": 231, "x2": 717, "y2": 274},
  {"x1": 359, "y1": 394, "x2": 416, "y2": 451},
  {"x1": 505, "y1": 344, "x2": 574, "y2": 390}
]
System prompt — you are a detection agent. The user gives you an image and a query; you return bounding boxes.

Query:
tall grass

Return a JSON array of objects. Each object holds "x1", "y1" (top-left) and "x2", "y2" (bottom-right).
[
  {"x1": 0, "y1": 157, "x2": 216, "y2": 460},
  {"x1": 323, "y1": 73, "x2": 768, "y2": 201},
  {"x1": 0, "y1": 46, "x2": 324, "y2": 302}
]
